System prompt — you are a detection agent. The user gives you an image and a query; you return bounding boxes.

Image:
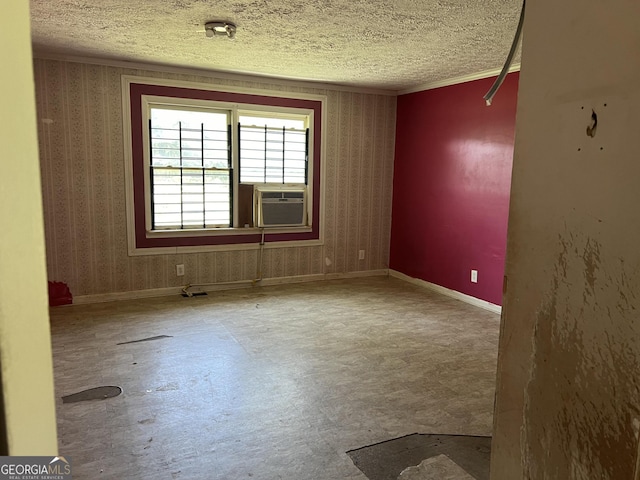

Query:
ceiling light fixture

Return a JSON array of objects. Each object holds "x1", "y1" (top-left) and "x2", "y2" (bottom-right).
[{"x1": 204, "y1": 21, "x2": 237, "y2": 39}]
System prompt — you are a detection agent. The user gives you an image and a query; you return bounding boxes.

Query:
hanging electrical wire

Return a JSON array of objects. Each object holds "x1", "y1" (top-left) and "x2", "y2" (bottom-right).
[{"x1": 483, "y1": 0, "x2": 526, "y2": 106}]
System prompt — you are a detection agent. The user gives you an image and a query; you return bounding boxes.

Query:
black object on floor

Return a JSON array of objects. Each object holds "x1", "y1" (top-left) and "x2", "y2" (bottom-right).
[
  {"x1": 117, "y1": 335, "x2": 173, "y2": 345},
  {"x1": 62, "y1": 386, "x2": 123, "y2": 403},
  {"x1": 347, "y1": 433, "x2": 491, "y2": 480}
]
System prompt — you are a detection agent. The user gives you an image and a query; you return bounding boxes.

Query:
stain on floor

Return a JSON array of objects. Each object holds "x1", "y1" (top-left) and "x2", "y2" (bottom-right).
[{"x1": 62, "y1": 386, "x2": 123, "y2": 403}]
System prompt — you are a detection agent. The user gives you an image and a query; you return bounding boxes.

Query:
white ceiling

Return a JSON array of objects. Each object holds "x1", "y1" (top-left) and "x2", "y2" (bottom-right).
[{"x1": 30, "y1": 0, "x2": 522, "y2": 92}]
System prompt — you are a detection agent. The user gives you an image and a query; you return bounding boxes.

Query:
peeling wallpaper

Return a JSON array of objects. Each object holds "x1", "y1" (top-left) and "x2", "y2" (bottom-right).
[
  {"x1": 33, "y1": 59, "x2": 396, "y2": 298},
  {"x1": 522, "y1": 232, "x2": 640, "y2": 479}
]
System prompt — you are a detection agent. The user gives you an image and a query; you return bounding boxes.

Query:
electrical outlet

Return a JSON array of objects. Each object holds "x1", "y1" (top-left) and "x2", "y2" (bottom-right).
[
  {"x1": 471, "y1": 269, "x2": 478, "y2": 283},
  {"x1": 176, "y1": 264, "x2": 185, "y2": 276},
  {"x1": 359, "y1": 250, "x2": 365, "y2": 260}
]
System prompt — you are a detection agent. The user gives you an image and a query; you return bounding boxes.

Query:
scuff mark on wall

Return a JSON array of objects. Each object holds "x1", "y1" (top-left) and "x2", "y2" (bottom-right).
[
  {"x1": 581, "y1": 237, "x2": 600, "y2": 303},
  {"x1": 522, "y1": 230, "x2": 640, "y2": 479}
]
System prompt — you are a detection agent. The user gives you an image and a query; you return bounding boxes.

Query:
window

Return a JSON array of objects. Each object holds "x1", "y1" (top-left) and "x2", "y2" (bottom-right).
[
  {"x1": 123, "y1": 77, "x2": 324, "y2": 253},
  {"x1": 238, "y1": 114, "x2": 308, "y2": 184},
  {"x1": 144, "y1": 101, "x2": 310, "y2": 232},
  {"x1": 149, "y1": 106, "x2": 232, "y2": 229}
]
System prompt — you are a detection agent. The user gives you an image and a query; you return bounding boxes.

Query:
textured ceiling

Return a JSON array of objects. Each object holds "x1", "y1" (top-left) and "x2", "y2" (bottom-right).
[{"x1": 30, "y1": 0, "x2": 522, "y2": 91}]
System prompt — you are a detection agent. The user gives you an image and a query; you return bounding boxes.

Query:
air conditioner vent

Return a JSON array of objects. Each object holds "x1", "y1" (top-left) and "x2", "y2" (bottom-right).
[{"x1": 255, "y1": 184, "x2": 307, "y2": 228}]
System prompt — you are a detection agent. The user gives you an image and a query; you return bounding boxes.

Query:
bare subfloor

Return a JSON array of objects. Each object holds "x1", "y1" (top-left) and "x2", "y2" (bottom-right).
[{"x1": 50, "y1": 276, "x2": 500, "y2": 479}]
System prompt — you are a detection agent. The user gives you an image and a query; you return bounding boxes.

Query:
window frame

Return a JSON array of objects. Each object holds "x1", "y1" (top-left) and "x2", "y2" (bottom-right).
[
  {"x1": 122, "y1": 76, "x2": 325, "y2": 256},
  {"x1": 237, "y1": 110, "x2": 310, "y2": 186},
  {"x1": 145, "y1": 100, "x2": 234, "y2": 231}
]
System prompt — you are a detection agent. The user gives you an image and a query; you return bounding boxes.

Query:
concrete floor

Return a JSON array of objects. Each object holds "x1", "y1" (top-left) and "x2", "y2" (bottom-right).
[{"x1": 50, "y1": 276, "x2": 500, "y2": 479}]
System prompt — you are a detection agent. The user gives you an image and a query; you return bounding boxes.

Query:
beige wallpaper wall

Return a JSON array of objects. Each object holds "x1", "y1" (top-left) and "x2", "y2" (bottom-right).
[{"x1": 33, "y1": 58, "x2": 396, "y2": 298}]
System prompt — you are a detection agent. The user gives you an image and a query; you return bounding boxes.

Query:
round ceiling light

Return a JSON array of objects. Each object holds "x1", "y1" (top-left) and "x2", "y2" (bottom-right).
[{"x1": 204, "y1": 21, "x2": 237, "y2": 39}]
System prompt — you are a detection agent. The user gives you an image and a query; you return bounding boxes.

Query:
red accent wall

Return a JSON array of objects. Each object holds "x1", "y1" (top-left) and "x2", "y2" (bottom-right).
[{"x1": 390, "y1": 73, "x2": 519, "y2": 306}]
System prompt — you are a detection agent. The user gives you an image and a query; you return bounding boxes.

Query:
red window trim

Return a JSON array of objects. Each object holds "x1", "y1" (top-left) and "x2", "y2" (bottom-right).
[{"x1": 129, "y1": 82, "x2": 322, "y2": 248}]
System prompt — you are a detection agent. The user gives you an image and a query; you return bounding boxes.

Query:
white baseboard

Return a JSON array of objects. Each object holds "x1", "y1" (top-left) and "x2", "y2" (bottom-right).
[
  {"x1": 324, "y1": 269, "x2": 389, "y2": 280},
  {"x1": 72, "y1": 286, "x2": 184, "y2": 304},
  {"x1": 389, "y1": 270, "x2": 502, "y2": 314},
  {"x1": 71, "y1": 270, "x2": 390, "y2": 305},
  {"x1": 258, "y1": 273, "x2": 326, "y2": 286}
]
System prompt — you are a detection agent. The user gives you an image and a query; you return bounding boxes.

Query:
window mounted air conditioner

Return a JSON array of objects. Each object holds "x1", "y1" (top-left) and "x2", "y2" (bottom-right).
[{"x1": 255, "y1": 184, "x2": 307, "y2": 228}]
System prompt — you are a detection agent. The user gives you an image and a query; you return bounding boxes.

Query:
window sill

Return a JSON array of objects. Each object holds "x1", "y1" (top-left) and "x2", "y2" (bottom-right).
[
  {"x1": 146, "y1": 225, "x2": 313, "y2": 238},
  {"x1": 128, "y1": 236, "x2": 323, "y2": 256}
]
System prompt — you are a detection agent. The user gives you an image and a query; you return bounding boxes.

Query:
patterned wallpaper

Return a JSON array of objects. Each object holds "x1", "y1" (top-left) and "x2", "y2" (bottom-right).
[{"x1": 33, "y1": 59, "x2": 396, "y2": 297}]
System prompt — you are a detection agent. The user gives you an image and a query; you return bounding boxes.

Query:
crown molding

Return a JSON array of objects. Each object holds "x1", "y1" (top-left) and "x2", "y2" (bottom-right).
[
  {"x1": 398, "y1": 63, "x2": 521, "y2": 95},
  {"x1": 33, "y1": 50, "x2": 521, "y2": 97},
  {"x1": 31, "y1": 50, "x2": 398, "y2": 97}
]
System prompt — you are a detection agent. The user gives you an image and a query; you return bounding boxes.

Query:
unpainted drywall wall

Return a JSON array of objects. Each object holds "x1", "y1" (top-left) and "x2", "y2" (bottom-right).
[
  {"x1": 492, "y1": 0, "x2": 640, "y2": 478},
  {"x1": 0, "y1": 0, "x2": 58, "y2": 455}
]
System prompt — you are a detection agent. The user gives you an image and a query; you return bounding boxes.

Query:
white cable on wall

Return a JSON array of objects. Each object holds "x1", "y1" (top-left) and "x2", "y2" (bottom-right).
[{"x1": 181, "y1": 228, "x2": 266, "y2": 297}]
